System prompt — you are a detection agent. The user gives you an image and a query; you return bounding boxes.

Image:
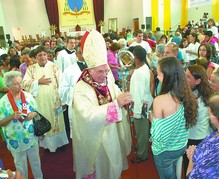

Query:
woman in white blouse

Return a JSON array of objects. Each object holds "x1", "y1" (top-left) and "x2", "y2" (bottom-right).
[
  {"x1": 186, "y1": 32, "x2": 200, "y2": 65},
  {"x1": 208, "y1": 18, "x2": 218, "y2": 40}
]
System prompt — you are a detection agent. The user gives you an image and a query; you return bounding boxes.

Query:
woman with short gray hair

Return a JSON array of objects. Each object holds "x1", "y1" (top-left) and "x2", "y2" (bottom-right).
[{"x1": 0, "y1": 71, "x2": 43, "y2": 179}]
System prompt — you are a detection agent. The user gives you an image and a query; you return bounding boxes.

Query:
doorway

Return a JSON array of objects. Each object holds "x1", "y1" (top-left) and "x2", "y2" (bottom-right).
[{"x1": 133, "y1": 18, "x2": 139, "y2": 31}]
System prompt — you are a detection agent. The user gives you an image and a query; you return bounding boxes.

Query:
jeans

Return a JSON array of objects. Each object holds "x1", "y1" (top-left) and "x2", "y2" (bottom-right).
[{"x1": 153, "y1": 146, "x2": 186, "y2": 179}]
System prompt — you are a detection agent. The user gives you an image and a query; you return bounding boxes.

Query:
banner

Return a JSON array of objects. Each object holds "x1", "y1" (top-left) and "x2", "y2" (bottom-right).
[{"x1": 58, "y1": 0, "x2": 95, "y2": 27}]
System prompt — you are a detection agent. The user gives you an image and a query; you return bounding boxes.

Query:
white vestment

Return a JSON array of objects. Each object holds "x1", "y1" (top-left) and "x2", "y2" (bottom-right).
[
  {"x1": 72, "y1": 77, "x2": 131, "y2": 179},
  {"x1": 56, "y1": 49, "x2": 77, "y2": 72},
  {"x1": 22, "y1": 61, "x2": 69, "y2": 152},
  {"x1": 59, "y1": 63, "x2": 83, "y2": 138}
]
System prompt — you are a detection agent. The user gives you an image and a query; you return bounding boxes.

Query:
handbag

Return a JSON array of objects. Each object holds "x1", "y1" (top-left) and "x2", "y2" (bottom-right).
[{"x1": 33, "y1": 111, "x2": 51, "y2": 136}]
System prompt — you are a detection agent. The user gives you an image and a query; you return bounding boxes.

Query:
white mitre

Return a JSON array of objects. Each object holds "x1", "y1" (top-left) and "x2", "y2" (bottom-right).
[{"x1": 81, "y1": 29, "x2": 107, "y2": 68}]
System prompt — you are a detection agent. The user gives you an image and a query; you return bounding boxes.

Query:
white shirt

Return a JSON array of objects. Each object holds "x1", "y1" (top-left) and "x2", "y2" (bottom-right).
[
  {"x1": 209, "y1": 26, "x2": 219, "y2": 39},
  {"x1": 130, "y1": 41, "x2": 152, "y2": 54},
  {"x1": 186, "y1": 42, "x2": 200, "y2": 61},
  {"x1": 188, "y1": 90, "x2": 210, "y2": 140},
  {"x1": 130, "y1": 64, "x2": 153, "y2": 118}
]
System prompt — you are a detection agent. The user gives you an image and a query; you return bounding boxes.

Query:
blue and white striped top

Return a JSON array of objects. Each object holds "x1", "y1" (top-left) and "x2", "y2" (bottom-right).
[{"x1": 150, "y1": 104, "x2": 188, "y2": 155}]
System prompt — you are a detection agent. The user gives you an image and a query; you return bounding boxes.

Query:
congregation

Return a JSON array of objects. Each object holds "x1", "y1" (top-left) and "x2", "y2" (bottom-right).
[{"x1": 0, "y1": 14, "x2": 219, "y2": 179}]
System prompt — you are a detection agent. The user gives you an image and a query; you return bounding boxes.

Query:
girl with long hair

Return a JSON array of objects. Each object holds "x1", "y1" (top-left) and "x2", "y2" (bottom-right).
[
  {"x1": 183, "y1": 65, "x2": 213, "y2": 175},
  {"x1": 150, "y1": 57, "x2": 198, "y2": 178}
]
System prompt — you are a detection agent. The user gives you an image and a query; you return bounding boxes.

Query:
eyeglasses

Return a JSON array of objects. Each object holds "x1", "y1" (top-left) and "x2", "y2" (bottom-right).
[
  {"x1": 11, "y1": 81, "x2": 22, "y2": 86},
  {"x1": 92, "y1": 69, "x2": 110, "y2": 75}
]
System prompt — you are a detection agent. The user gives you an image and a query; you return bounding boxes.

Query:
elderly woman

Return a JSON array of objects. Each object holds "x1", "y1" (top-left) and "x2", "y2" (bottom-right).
[
  {"x1": 0, "y1": 71, "x2": 43, "y2": 179},
  {"x1": 186, "y1": 92, "x2": 219, "y2": 178}
]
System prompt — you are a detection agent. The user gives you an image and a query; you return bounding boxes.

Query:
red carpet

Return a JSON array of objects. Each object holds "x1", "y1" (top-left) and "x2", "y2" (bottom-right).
[
  {"x1": 41, "y1": 140, "x2": 159, "y2": 179},
  {"x1": 1, "y1": 131, "x2": 160, "y2": 179},
  {"x1": 41, "y1": 140, "x2": 75, "y2": 178}
]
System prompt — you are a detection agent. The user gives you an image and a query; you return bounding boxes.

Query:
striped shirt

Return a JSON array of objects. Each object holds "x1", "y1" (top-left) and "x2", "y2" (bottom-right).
[{"x1": 150, "y1": 104, "x2": 188, "y2": 155}]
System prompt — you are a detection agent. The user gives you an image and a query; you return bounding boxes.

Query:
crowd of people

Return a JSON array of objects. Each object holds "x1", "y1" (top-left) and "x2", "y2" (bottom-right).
[{"x1": 0, "y1": 16, "x2": 219, "y2": 179}]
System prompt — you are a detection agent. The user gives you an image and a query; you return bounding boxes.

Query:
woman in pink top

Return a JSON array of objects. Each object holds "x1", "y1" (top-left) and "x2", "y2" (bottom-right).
[{"x1": 107, "y1": 42, "x2": 121, "y2": 84}]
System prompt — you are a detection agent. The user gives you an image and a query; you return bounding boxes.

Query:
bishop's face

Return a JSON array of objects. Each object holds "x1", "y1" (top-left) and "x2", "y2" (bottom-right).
[{"x1": 89, "y1": 64, "x2": 109, "y2": 84}]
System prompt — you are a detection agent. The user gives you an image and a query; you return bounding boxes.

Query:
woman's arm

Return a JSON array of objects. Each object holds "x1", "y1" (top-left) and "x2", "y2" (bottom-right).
[
  {"x1": 0, "y1": 111, "x2": 21, "y2": 126},
  {"x1": 109, "y1": 64, "x2": 120, "y2": 70},
  {"x1": 186, "y1": 158, "x2": 194, "y2": 176},
  {"x1": 186, "y1": 145, "x2": 196, "y2": 176},
  {"x1": 150, "y1": 70, "x2": 155, "y2": 97},
  {"x1": 185, "y1": 50, "x2": 198, "y2": 56}
]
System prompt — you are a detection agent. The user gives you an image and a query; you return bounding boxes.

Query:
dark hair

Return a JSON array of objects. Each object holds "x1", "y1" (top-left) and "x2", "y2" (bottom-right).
[
  {"x1": 198, "y1": 43, "x2": 212, "y2": 61},
  {"x1": 103, "y1": 33, "x2": 109, "y2": 38},
  {"x1": 160, "y1": 35, "x2": 168, "y2": 43},
  {"x1": 204, "y1": 30, "x2": 213, "y2": 37},
  {"x1": 190, "y1": 32, "x2": 199, "y2": 43},
  {"x1": 134, "y1": 29, "x2": 143, "y2": 37},
  {"x1": 7, "y1": 47, "x2": 18, "y2": 56},
  {"x1": 128, "y1": 46, "x2": 135, "y2": 53},
  {"x1": 187, "y1": 65, "x2": 212, "y2": 106},
  {"x1": 159, "y1": 57, "x2": 197, "y2": 128},
  {"x1": 195, "y1": 57, "x2": 208, "y2": 69},
  {"x1": 133, "y1": 45, "x2": 147, "y2": 62},
  {"x1": 0, "y1": 60, "x2": 3, "y2": 66},
  {"x1": 207, "y1": 42, "x2": 217, "y2": 58},
  {"x1": 105, "y1": 39, "x2": 113, "y2": 44},
  {"x1": 208, "y1": 92, "x2": 219, "y2": 119},
  {"x1": 54, "y1": 47, "x2": 63, "y2": 56},
  {"x1": 47, "y1": 49, "x2": 55, "y2": 57},
  {"x1": 208, "y1": 18, "x2": 216, "y2": 26},
  {"x1": 42, "y1": 40, "x2": 50, "y2": 46},
  {"x1": 29, "y1": 49, "x2": 36, "y2": 58},
  {"x1": 66, "y1": 36, "x2": 75, "y2": 43},
  {"x1": 156, "y1": 27, "x2": 160, "y2": 31},
  {"x1": 9, "y1": 55, "x2": 21, "y2": 70},
  {"x1": 34, "y1": 46, "x2": 48, "y2": 55},
  {"x1": 0, "y1": 54, "x2": 9, "y2": 62},
  {"x1": 109, "y1": 42, "x2": 120, "y2": 51},
  {"x1": 179, "y1": 38, "x2": 188, "y2": 48}
]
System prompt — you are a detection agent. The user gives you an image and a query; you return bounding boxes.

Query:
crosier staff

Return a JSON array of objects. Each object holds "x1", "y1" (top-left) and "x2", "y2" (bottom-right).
[{"x1": 120, "y1": 56, "x2": 138, "y2": 178}]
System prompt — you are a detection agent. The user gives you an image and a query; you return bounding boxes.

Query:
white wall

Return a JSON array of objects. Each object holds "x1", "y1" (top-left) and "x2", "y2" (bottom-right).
[
  {"x1": 171, "y1": 0, "x2": 182, "y2": 31},
  {"x1": 15, "y1": 0, "x2": 50, "y2": 40},
  {"x1": 0, "y1": 0, "x2": 50, "y2": 41},
  {"x1": 104, "y1": 0, "x2": 133, "y2": 34},
  {"x1": 188, "y1": 4, "x2": 212, "y2": 24},
  {"x1": 131, "y1": 0, "x2": 144, "y2": 28},
  {"x1": 0, "y1": 0, "x2": 5, "y2": 28},
  {"x1": 1, "y1": 0, "x2": 19, "y2": 39}
]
